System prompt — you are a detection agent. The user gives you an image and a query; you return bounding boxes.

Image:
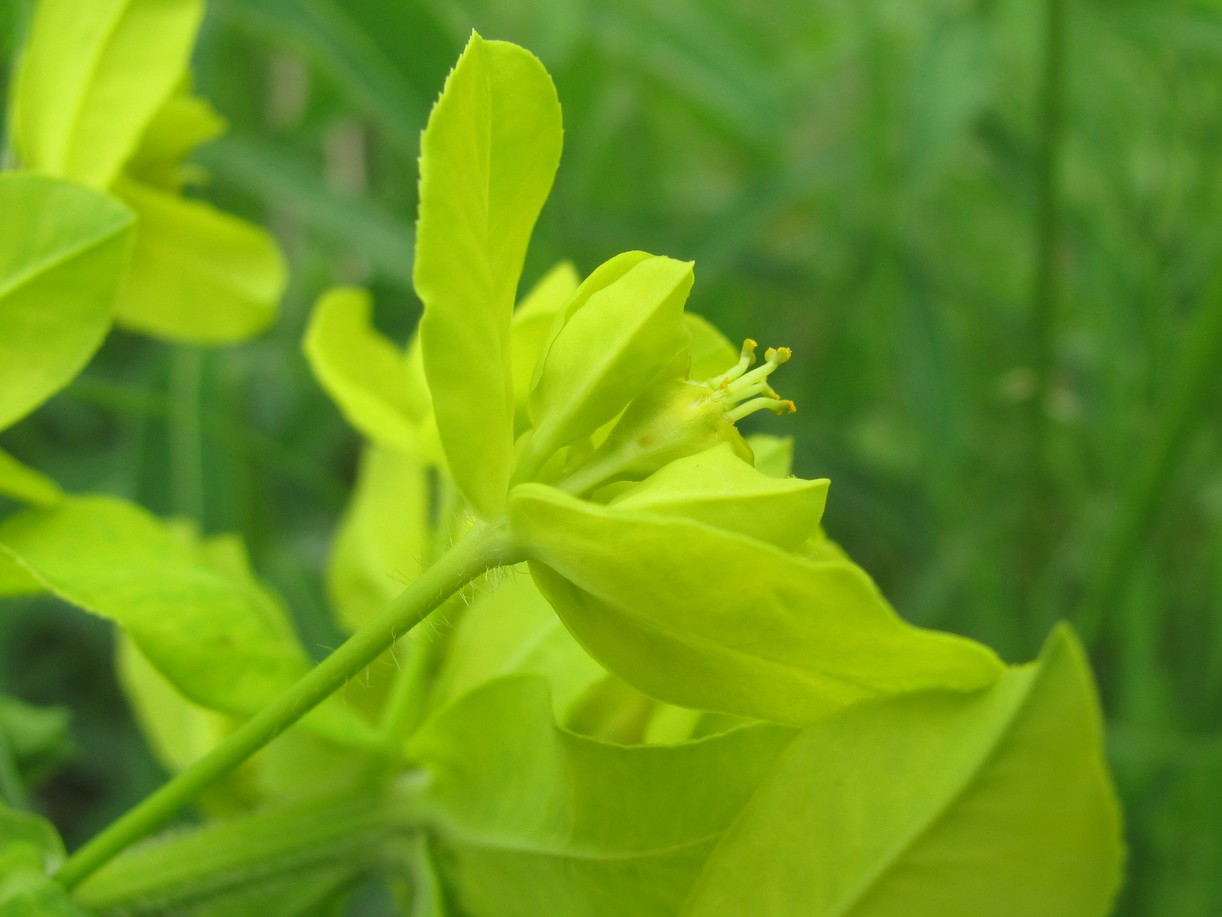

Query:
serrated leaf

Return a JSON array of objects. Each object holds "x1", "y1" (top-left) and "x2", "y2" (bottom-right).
[
  {"x1": 0, "y1": 496, "x2": 372, "y2": 745},
  {"x1": 510, "y1": 485, "x2": 1002, "y2": 726},
  {"x1": 110, "y1": 177, "x2": 284, "y2": 343},
  {"x1": 327, "y1": 444, "x2": 431, "y2": 631},
  {"x1": 527, "y1": 254, "x2": 694, "y2": 462},
  {"x1": 682, "y1": 626, "x2": 1125, "y2": 916},
  {"x1": 11, "y1": 0, "x2": 203, "y2": 188},
  {"x1": 408, "y1": 675, "x2": 795, "y2": 917},
  {"x1": 415, "y1": 32, "x2": 562, "y2": 517},
  {"x1": 0, "y1": 174, "x2": 133, "y2": 432},
  {"x1": 305, "y1": 288, "x2": 427, "y2": 455},
  {"x1": 0, "y1": 450, "x2": 60, "y2": 507}
]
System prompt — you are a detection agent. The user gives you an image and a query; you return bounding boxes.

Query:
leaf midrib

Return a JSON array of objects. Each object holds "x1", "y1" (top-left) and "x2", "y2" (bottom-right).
[{"x1": 830, "y1": 673, "x2": 1036, "y2": 916}]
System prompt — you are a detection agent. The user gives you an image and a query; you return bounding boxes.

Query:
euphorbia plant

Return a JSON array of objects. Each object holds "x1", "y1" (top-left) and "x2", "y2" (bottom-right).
[{"x1": 0, "y1": 6, "x2": 1122, "y2": 915}]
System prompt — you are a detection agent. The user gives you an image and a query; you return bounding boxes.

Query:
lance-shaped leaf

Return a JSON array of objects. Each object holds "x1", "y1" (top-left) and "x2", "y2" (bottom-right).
[
  {"x1": 527, "y1": 254, "x2": 694, "y2": 463},
  {"x1": 11, "y1": 0, "x2": 203, "y2": 188},
  {"x1": 327, "y1": 444, "x2": 431, "y2": 632},
  {"x1": 110, "y1": 177, "x2": 285, "y2": 343},
  {"x1": 682, "y1": 625, "x2": 1124, "y2": 916},
  {"x1": 0, "y1": 496, "x2": 373, "y2": 745},
  {"x1": 0, "y1": 449, "x2": 61, "y2": 508},
  {"x1": 0, "y1": 174, "x2": 133, "y2": 432},
  {"x1": 407, "y1": 675, "x2": 796, "y2": 917},
  {"x1": 305, "y1": 288, "x2": 429, "y2": 456},
  {"x1": 415, "y1": 32, "x2": 562, "y2": 517},
  {"x1": 509, "y1": 485, "x2": 1002, "y2": 726},
  {"x1": 609, "y1": 444, "x2": 828, "y2": 552},
  {"x1": 429, "y1": 570, "x2": 606, "y2": 720}
]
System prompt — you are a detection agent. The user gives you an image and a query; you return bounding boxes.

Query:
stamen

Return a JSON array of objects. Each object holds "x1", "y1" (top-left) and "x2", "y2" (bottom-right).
[
  {"x1": 726, "y1": 397, "x2": 796, "y2": 423},
  {"x1": 702, "y1": 338, "x2": 757, "y2": 389},
  {"x1": 733, "y1": 346, "x2": 791, "y2": 393}
]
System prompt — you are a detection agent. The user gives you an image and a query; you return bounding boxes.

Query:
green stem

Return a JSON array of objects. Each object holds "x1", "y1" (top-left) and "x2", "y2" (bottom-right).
[
  {"x1": 55, "y1": 521, "x2": 520, "y2": 890},
  {"x1": 73, "y1": 786, "x2": 420, "y2": 914}
]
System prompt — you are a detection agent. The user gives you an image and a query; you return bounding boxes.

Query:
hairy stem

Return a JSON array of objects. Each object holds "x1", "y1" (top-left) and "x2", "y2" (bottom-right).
[{"x1": 56, "y1": 520, "x2": 520, "y2": 890}]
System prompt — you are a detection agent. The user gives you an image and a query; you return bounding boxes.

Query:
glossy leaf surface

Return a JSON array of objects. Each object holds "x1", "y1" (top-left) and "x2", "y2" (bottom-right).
[
  {"x1": 415, "y1": 32, "x2": 562, "y2": 516},
  {"x1": 683, "y1": 626, "x2": 1124, "y2": 916},
  {"x1": 0, "y1": 174, "x2": 133, "y2": 432}
]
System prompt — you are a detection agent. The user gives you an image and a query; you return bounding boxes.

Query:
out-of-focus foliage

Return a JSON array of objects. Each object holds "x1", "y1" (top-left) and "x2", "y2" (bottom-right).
[{"x1": 1, "y1": 0, "x2": 1219, "y2": 913}]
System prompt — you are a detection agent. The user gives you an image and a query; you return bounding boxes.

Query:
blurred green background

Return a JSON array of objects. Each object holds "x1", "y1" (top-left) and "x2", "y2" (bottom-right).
[{"x1": 2, "y1": 0, "x2": 1221, "y2": 912}]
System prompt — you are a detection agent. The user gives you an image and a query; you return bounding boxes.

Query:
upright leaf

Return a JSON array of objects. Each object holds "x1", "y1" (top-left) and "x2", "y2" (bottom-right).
[
  {"x1": 0, "y1": 174, "x2": 133, "y2": 431},
  {"x1": 527, "y1": 255, "x2": 695, "y2": 462},
  {"x1": 12, "y1": 0, "x2": 203, "y2": 188},
  {"x1": 408, "y1": 676, "x2": 795, "y2": 917},
  {"x1": 415, "y1": 32, "x2": 562, "y2": 516},
  {"x1": 682, "y1": 626, "x2": 1124, "y2": 916},
  {"x1": 510, "y1": 262, "x2": 580, "y2": 435}
]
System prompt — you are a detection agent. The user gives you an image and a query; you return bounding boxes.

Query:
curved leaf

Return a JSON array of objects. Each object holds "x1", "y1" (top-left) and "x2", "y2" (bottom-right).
[
  {"x1": 12, "y1": 0, "x2": 203, "y2": 188},
  {"x1": 304, "y1": 288, "x2": 427, "y2": 455},
  {"x1": 0, "y1": 449, "x2": 61, "y2": 508},
  {"x1": 0, "y1": 174, "x2": 133, "y2": 432},
  {"x1": 0, "y1": 496, "x2": 372, "y2": 745},
  {"x1": 408, "y1": 675, "x2": 795, "y2": 917},
  {"x1": 509, "y1": 485, "x2": 1002, "y2": 726},
  {"x1": 609, "y1": 443, "x2": 828, "y2": 552},
  {"x1": 415, "y1": 32, "x2": 562, "y2": 516},
  {"x1": 111, "y1": 177, "x2": 284, "y2": 343},
  {"x1": 528, "y1": 254, "x2": 694, "y2": 461},
  {"x1": 682, "y1": 626, "x2": 1124, "y2": 916}
]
